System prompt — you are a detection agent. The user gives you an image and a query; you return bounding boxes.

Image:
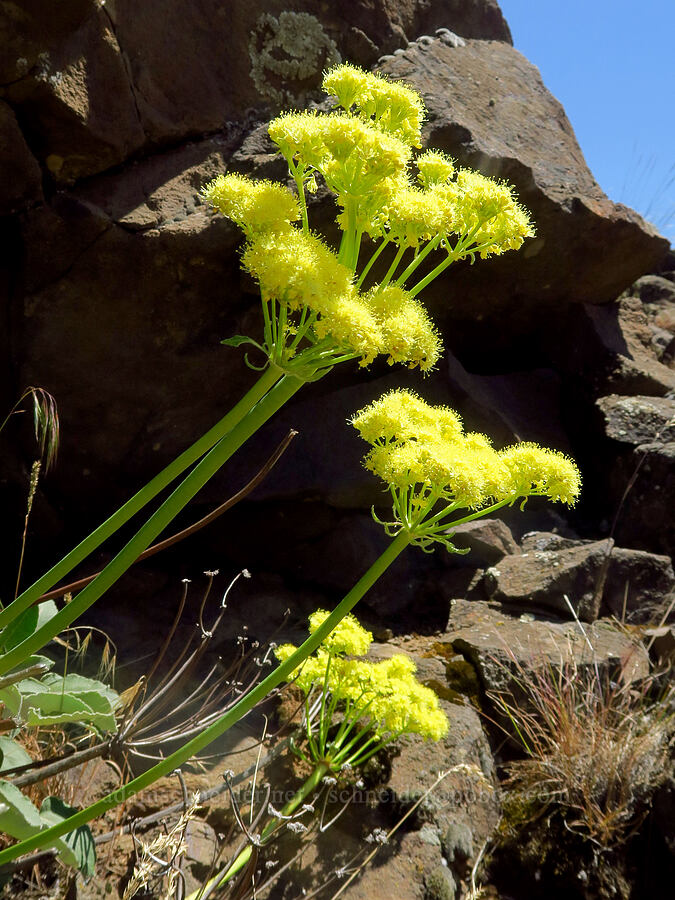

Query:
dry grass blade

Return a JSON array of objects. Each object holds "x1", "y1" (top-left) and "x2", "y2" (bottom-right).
[{"x1": 489, "y1": 651, "x2": 675, "y2": 847}]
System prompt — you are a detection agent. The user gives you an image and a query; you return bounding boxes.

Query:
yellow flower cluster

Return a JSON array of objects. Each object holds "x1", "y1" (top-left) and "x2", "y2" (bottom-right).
[
  {"x1": 201, "y1": 174, "x2": 300, "y2": 234},
  {"x1": 322, "y1": 63, "x2": 425, "y2": 147},
  {"x1": 242, "y1": 229, "x2": 441, "y2": 370},
  {"x1": 269, "y1": 110, "x2": 411, "y2": 202},
  {"x1": 275, "y1": 611, "x2": 448, "y2": 742},
  {"x1": 307, "y1": 610, "x2": 372, "y2": 656},
  {"x1": 351, "y1": 390, "x2": 581, "y2": 509},
  {"x1": 416, "y1": 150, "x2": 456, "y2": 188},
  {"x1": 363, "y1": 285, "x2": 442, "y2": 371},
  {"x1": 449, "y1": 169, "x2": 535, "y2": 257},
  {"x1": 377, "y1": 170, "x2": 534, "y2": 254}
]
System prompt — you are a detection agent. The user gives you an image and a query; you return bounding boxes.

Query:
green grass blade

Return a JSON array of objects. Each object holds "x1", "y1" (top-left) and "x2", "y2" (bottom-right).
[{"x1": 0, "y1": 374, "x2": 302, "y2": 676}]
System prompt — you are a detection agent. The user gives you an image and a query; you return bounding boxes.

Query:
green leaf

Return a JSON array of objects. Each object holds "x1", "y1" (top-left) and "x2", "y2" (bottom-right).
[
  {"x1": 0, "y1": 601, "x2": 58, "y2": 654},
  {"x1": 0, "y1": 736, "x2": 32, "y2": 774},
  {"x1": 221, "y1": 335, "x2": 263, "y2": 351},
  {"x1": 0, "y1": 783, "x2": 96, "y2": 876},
  {"x1": 13, "y1": 655, "x2": 55, "y2": 672},
  {"x1": 0, "y1": 779, "x2": 44, "y2": 838},
  {"x1": 40, "y1": 797, "x2": 96, "y2": 877},
  {"x1": 8, "y1": 673, "x2": 119, "y2": 731},
  {"x1": 0, "y1": 684, "x2": 21, "y2": 718}
]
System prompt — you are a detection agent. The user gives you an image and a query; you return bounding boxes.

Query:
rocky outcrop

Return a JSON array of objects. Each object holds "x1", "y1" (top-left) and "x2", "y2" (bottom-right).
[
  {"x1": 1, "y1": 1, "x2": 510, "y2": 185},
  {"x1": 482, "y1": 535, "x2": 675, "y2": 622},
  {"x1": 442, "y1": 597, "x2": 650, "y2": 693}
]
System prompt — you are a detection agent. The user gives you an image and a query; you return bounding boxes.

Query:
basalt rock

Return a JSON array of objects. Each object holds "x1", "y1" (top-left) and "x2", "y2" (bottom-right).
[
  {"x1": 589, "y1": 395, "x2": 675, "y2": 558},
  {"x1": 442, "y1": 598, "x2": 650, "y2": 697},
  {"x1": 1, "y1": 1, "x2": 510, "y2": 184},
  {"x1": 605, "y1": 441, "x2": 675, "y2": 559},
  {"x1": 482, "y1": 533, "x2": 675, "y2": 623},
  {"x1": 553, "y1": 297, "x2": 675, "y2": 398},
  {"x1": 0, "y1": 100, "x2": 43, "y2": 214}
]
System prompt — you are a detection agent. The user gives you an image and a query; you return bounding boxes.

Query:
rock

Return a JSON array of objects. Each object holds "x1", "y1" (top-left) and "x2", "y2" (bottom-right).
[
  {"x1": 643, "y1": 626, "x2": 675, "y2": 667},
  {"x1": 0, "y1": 0, "x2": 94, "y2": 84},
  {"x1": 609, "y1": 441, "x2": 675, "y2": 559},
  {"x1": 385, "y1": 697, "x2": 500, "y2": 848},
  {"x1": 182, "y1": 818, "x2": 220, "y2": 890},
  {"x1": 628, "y1": 275, "x2": 675, "y2": 360},
  {"x1": 483, "y1": 536, "x2": 675, "y2": 622},
  {"x1": 445, "y1": 357, "x2": 573, "y2": 452},
  {"x1": 445, "y1": 518, "x2": 520, "y2": 567},
  {"x1": 441, "y1": 821, "x2": 474, "y2": 868},
  {"x1": 3, "y1": 0, "x2": 509, "y2": 180},
  {"x1": 443, "y1": 598, "x2": 650, "y2": 696},
  {"x1": 0, "y1": 100, "x2": 43, "y2": 214},
  {"x1": 375, "y1": 37, "x2": 669, "y2": 361},
  {"x1": 596, "y1": 395, "x2": 675, "y2": 446},
  {"x1": 630, "y1": 274, "x2": 675, "y2": 307},
  {"x1": 4, "y1": 6, "x2": 145, "y2": 184},
  {"x1": 552, "y1": 293, "x2": 675, "y2": 402},
  {"x1": 590, "y1": 394, "x2": 675, "y2": 558}
]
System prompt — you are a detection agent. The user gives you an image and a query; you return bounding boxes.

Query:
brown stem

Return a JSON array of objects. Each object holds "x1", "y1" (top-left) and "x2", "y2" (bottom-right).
[
  {"x1": 9, "y1": 741, "x2": 110, "y2": 789},
  {"x1": 34, "y1": 430, "x2": 298, "y2": 604}
]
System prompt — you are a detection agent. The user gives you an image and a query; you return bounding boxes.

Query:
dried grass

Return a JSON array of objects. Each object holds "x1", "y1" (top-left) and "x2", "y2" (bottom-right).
[{"x1": 489, "y1": 652, "x2": 675, "y2": 847}]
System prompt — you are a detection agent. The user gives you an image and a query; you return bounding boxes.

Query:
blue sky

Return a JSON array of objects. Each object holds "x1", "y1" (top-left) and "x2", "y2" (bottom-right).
[{"x1": 497, "y1": 0, "x2": 674, "y2": 244}]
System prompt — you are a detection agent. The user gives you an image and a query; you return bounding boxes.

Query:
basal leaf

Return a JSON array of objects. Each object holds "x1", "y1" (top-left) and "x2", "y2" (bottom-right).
[
  {"x1": 0, "y1": 736, "x2": 32, "y2": 774},
  {"x1": 41, "y1": 796, "x2": 96, "y2": 877},
  {"x1": 0, "y1": 601, "x2": 58, "y2": 654}
]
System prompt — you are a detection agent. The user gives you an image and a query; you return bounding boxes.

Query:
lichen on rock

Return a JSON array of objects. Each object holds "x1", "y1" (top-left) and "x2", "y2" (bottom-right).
[{"x1": 248, "y1": 10, "x2": 341, "y2": 105}]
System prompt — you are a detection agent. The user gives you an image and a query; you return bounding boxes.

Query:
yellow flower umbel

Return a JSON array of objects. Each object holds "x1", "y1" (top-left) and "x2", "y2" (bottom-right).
[
  {"x1": 239, "y1": 227, "x2": 439, "y2": 373},
  {"x1": 200, "y1": 174, "x2": 300, "y2": 235},
  {"x1": 275, "y1": 609, "x2": 448, "y2": 772},
  {"x1": 202, "y1": 64, "x2": 534, "y2": 384},
  {"x1": 352, "y1": 389, "x2": 581, "y2": 551}
]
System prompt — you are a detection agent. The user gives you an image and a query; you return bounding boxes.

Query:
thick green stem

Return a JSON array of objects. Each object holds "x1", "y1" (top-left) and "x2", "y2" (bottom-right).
[
  {"x1": 0, "y1": 532, "x2": 411, "y2": 864},
  {"x1": 0, "y1": 368, "x2": 281, "y2": 633},
  {"x1": 0, "y1": 375, "x2": 303, "y2": 676}
]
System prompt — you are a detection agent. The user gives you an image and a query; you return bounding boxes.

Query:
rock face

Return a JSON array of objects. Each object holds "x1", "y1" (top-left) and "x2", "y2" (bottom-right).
[{"x1": 443, "y1": 597, "x2": 650, "y2": 693}]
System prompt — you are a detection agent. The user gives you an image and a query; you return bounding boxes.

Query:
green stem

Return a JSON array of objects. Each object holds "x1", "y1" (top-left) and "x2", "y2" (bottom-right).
[
  {"x1": 355, "y1": 236, "x2": 389, "y2": 290},
  {"x1": 379, "y1": 245, "x2": 406, "y2": 290},
  {"x1": 423, "y1": 496, "x2": 513, "y2": 531},
  {"x1": 408, "y1": 252, "x2": 456, "y2": 298},
  {"x1": 0, "y1": 375, "x2": 303, "y2": 676},
  {"x1": 189, "y1": 762, "x2": 330, "y2": 900},
  {"x1": 0, "y1": 367, "x2": 282, "y2": 633},
  {"x1": 393, "y1": 235, "x2": 442, "y2": 287},
  {"x1": 292, "y1": 165, "x2": 310, "y2": 234},
  {"x1": 0, "y1": 532, "x2": 411, "y2": 863}
]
